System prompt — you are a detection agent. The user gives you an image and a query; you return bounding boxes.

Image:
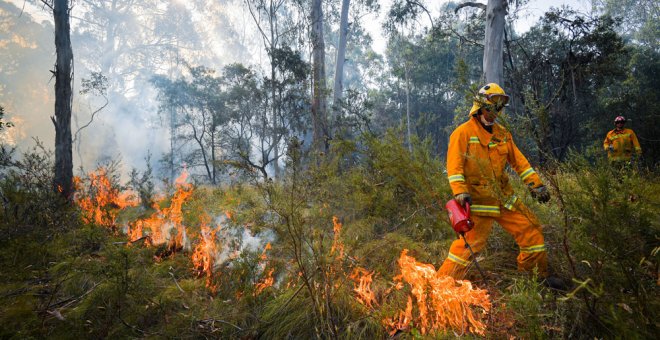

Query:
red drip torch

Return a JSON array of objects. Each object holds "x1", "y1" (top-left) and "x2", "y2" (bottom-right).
[{"x1": 445, "y1": 199, "x2": 488, "y2": 282}]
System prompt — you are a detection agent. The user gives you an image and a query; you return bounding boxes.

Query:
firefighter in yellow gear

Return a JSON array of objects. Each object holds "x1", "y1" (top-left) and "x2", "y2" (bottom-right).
[
  {"x1": 603, "y1": 116, "x2": 642, "y2": 163},
  {"x1": 439, "y1": 83, "x2": 551, "y2": 280}
]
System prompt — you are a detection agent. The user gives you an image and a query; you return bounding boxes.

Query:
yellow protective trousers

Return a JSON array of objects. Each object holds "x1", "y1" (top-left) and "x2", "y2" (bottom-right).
[{"x1": 438, "y1": 203, "x2": 548, "y2": 279}]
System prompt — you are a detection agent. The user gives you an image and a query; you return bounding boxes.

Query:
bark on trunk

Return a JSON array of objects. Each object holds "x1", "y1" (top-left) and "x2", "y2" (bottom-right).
[
  {"x1": 53, "y1": 0, "x2": 74, "y2": 200},
  {"x1": 483, "y1": 0, "x2": 507, "y2": 84},
  {"x1": 311, "y1": 0, "x2": 329, "y2": 153},
  {"x1": 332, "y1": 0, "x2": 350, "y2": 118},
  {"x1": 269, "y1": 3, "x2": 280, "y2": 178},
  {"x1": 404, "y1": 64, "x2": 412, "y2": 153}
]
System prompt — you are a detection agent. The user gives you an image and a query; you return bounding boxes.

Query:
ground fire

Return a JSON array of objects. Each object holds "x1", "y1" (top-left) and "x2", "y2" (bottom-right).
[
  {"x1": 74, "y1": 174, "x2": 492, "y2": 337},
  {"x1": 254, "y1": 242, "x2": 274, "y2": 295},
  {"x1": 191, "y1": 214, "x2": 220, "y2": 293},
  {"x1": 74, "y1": 167, "x2": 137, "y2": 229},
  {"x1": 383, "y1": 249, "x2": 491, "y2": 336},
  {"x1": 125, "y1": 169, "x2": 193, "y2": 251},
  {"x1": 350, "y1": 267, "x2": 378, "y2": 308}
]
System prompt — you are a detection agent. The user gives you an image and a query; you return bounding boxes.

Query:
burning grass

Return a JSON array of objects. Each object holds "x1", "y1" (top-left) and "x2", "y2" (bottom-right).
[
  {"x1": 191, "y1": 215, "x2": 220, "y2": 294},
  {"x1": 74, "y1": 167, "x2": 137, "y2": 229},
  {"x1": 7, "y1": 136, "x2": 656, "y2": 339},
  {"x1": 348, "y1": 249, "x2": 492, "y2": 336},
  {"x1": 384, "y1": 249, "x2": 491, "y2": 336}
]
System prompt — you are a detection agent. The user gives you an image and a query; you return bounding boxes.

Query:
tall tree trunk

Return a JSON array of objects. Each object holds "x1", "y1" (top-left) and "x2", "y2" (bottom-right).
[
  {"x1": 53, "y1": 0, "x2": 74, "y2": 200},
  {"x1": 483, "y1": 0, "x2": 507, "y2": 84},
  {"x1": 311, "y1": 0, "x2": 329, "y2": 153},
  {"x1": 101, "y1": 0, "x2": 118, "y2": 76},
  {"x1": 332, "y1": 0, "x2": 350, "y2": 118},
  {"x1": 404, "y1": 63, "x2": 412, "y2": 153},
  {"x1": 211, "y1": 127, "x2": 217, "y2": 185},
  {"x1": 269, "y1": 2, "x2": 280, "y2": 178}
]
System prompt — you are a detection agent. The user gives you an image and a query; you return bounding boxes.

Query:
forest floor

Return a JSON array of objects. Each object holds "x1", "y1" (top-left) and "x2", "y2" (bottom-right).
[{"x1": 1, "y1": 137, "x2": 658, "y2": 338}]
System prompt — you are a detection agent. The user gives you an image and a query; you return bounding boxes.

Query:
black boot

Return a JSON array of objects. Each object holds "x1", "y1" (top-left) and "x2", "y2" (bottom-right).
[{"x1": 541, "y1": 276, "x2": 567, "y2": 291}]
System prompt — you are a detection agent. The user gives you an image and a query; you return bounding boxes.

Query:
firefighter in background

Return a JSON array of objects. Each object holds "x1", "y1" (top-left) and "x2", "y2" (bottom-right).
[
  {"x1": 603, "y1": 116, "x2": 642, "y2": 163},
  {"x1": 438, "y1": 83, "x2": 562, "y2": 287}
]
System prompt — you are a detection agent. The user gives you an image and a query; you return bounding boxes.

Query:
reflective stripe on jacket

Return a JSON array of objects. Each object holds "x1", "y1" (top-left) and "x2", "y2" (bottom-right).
[
  {"x1": 603, "y1": 128, "x2": 642, "y2": 161},
  {"x1": 446, "y1": 117, "x2": 543, "y2": 217}
]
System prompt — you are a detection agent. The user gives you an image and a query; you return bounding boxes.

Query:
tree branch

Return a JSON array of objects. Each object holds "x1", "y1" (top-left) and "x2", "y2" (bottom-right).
[
  {"x1": 40, "y1": 0, "x2": 53, "y2": 11},
  {"x1": 454, "y1": 1, "x2": 487, "y2": 14},
  {"x1": 73, "y1": 95, "x2": 108, "y2": 144},
  {"x1": 245, "y1": 0, "x2": 272, "y2": 46}
]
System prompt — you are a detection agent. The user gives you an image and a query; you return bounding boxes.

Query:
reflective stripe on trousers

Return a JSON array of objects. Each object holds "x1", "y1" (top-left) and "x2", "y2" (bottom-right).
[{"x1": 438, "y1": 202, "x2": 548, "y2": 278}]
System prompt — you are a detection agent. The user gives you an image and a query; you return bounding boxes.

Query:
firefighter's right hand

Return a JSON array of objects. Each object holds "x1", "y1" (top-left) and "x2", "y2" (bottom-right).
[
  {"x1": 455, "y1": 193, "x2": 472, "y2": 207},
  {"x1": 531, "y1": 185, "x2": 551, "y2": 203}
]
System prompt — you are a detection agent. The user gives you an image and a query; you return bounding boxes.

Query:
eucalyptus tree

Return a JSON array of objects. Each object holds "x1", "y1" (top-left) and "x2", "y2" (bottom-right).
[
  {"x1": 38, "y1": 0, "x2": 74, "y2": 199},
  {"x1": 383, "y1": 0, "x2": 431, "y2": 153},
  {"x1": 380, "y1": 29, "x2": 463, "y2": 154},
  {"x1": 73, "y1": 0, "x2": 202, "y2": 179},
  {"x1": 454, "y1": 0, "x2": 506, "y2": 84},
  {"x1": 332, "y1": 0, "x2": 350, "y2": 117},
  {"x1": 310, "y1": 0, "x2": 330, "y2": 153},
  {"x1": 592, "y1": 0, "x2": 659, "y2": 50},
  {"x1": 245, "y1": 0, "x2": 305, "y2": 176},
  {"x1": 152, "y1": 66, "x2": 227, "y2": 184},
  {"x1": 221, "y1": 64, "x2": 267, "y2": 178},
  {"x1": 322, "y1": 0, "x2": 381, "y2": 140},
  {"x1": 508, "y1": 10, "x2": 629, "y2": 162},
  {"x1": 74, "y1": 0, "x2": 201, "y2": 90}
]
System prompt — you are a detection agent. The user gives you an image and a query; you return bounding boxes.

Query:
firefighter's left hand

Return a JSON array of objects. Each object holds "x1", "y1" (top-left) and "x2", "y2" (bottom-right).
[{"x1": 531, "y1": 185, "x2": 551, "y2": 203}]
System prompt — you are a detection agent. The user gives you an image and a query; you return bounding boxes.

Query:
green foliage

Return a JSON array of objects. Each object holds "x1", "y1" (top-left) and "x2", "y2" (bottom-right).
[
  {"x1": 1, "y1": 131, "x2": 659, "y2": 339},
  {"x1": 508, "y1": 11, "x2": 631, "y2": 164},
  {"x1": 600, "y1": 45, "x2": 660, "y2": 165},
  {"x1": 504, "y1": 276, "x2": 550, "y2": 339},
  {"x1": 550, "y1": 154, "x2": 660, "y2": 338},
  {"x1": 0, "y1": 140, "x2": 78, "y2": 241},
  {"x1": 127, "y1": 152, "x2": 155, "y2": 209}
]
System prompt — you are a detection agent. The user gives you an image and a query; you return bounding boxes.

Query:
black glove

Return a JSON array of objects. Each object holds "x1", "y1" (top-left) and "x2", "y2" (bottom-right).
[
  {"x1": 455, "y1": 193, "x2": 472, "y2": 207},
  {"x1": 530, "y1": 185, "x2": 551, "y2": 203}
]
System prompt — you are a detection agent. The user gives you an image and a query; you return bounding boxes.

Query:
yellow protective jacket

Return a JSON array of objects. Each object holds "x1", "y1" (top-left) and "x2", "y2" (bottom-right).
[
  {"x1": 447, "y1": 117, "x2": 543, "y2": 217},
  {"x1": 603, "y1": 128, "x2": 641, "y2": 161}
]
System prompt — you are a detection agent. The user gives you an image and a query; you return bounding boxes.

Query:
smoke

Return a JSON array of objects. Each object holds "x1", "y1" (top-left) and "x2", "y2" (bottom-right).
[
  {"x1": 1, "y1": 0, "x2": 380, "y2": 180},
  {"x1": 0, "y1": 0, "x2": 262, "y2": 179},
  {"x1": 212, "y1": 213, "x2": 276, "y2": 268}
]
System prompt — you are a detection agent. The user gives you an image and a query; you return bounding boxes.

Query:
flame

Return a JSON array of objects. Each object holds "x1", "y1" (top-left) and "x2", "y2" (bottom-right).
[
  {"x1": 254, "y1": 242, "x2": 274, "y2": 295},
  {"x1": 74, "y1": 167, "x2": 137, "y2": 229},
  {"x1": 350, "y1": 267, "x2": 378, "y2": 308},
  {"x1": 330, "y1": 216, "x2": 344, "y2": 259},
  {"x1": 260, "y1": 242, "x2": 271, "y2": 260},
  {"x1": 254, "y1": 269, "x2": 275, "y2": 295},
  {"x1": 191, "y1": 216, "x2": 220, "y2": 294},
  {"x1": 174, "y1": 167, "x2": 189, "y2": 186},
  {"x1": 127, "y1": 169, "x2": 193, "y2": 252},
  {"x1": 127, "y1": 221, "x2": 143, "y2": 243},
  {"x1": 383, "y1": 249, "x2": 491, "y2": 336},
  {"x1": 386, "y1": 296, "x2": 414, "y2": 334}
]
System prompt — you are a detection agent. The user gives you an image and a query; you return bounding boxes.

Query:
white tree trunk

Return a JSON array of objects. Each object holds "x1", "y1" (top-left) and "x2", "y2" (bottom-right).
[
  {"x1": 332, "y1": 0, "x2": 350, "y2": 117},
  {"x1": 311, "y1": 0, "x2": 329, "y2": 152},
  {"x1": 483, "y1": 0, "x2": 507, "y2": 84}
]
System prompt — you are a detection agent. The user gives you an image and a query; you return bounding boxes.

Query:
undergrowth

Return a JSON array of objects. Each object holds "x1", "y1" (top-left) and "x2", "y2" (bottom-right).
[{"x1": 0, "y1": 132, "x2": 658, "y2": 338}]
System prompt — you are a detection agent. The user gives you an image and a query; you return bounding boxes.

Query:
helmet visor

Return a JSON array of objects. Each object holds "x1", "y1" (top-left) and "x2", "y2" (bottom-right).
[{"x1": 484, "y1": 94, "x2": 510, "y2": 112}]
